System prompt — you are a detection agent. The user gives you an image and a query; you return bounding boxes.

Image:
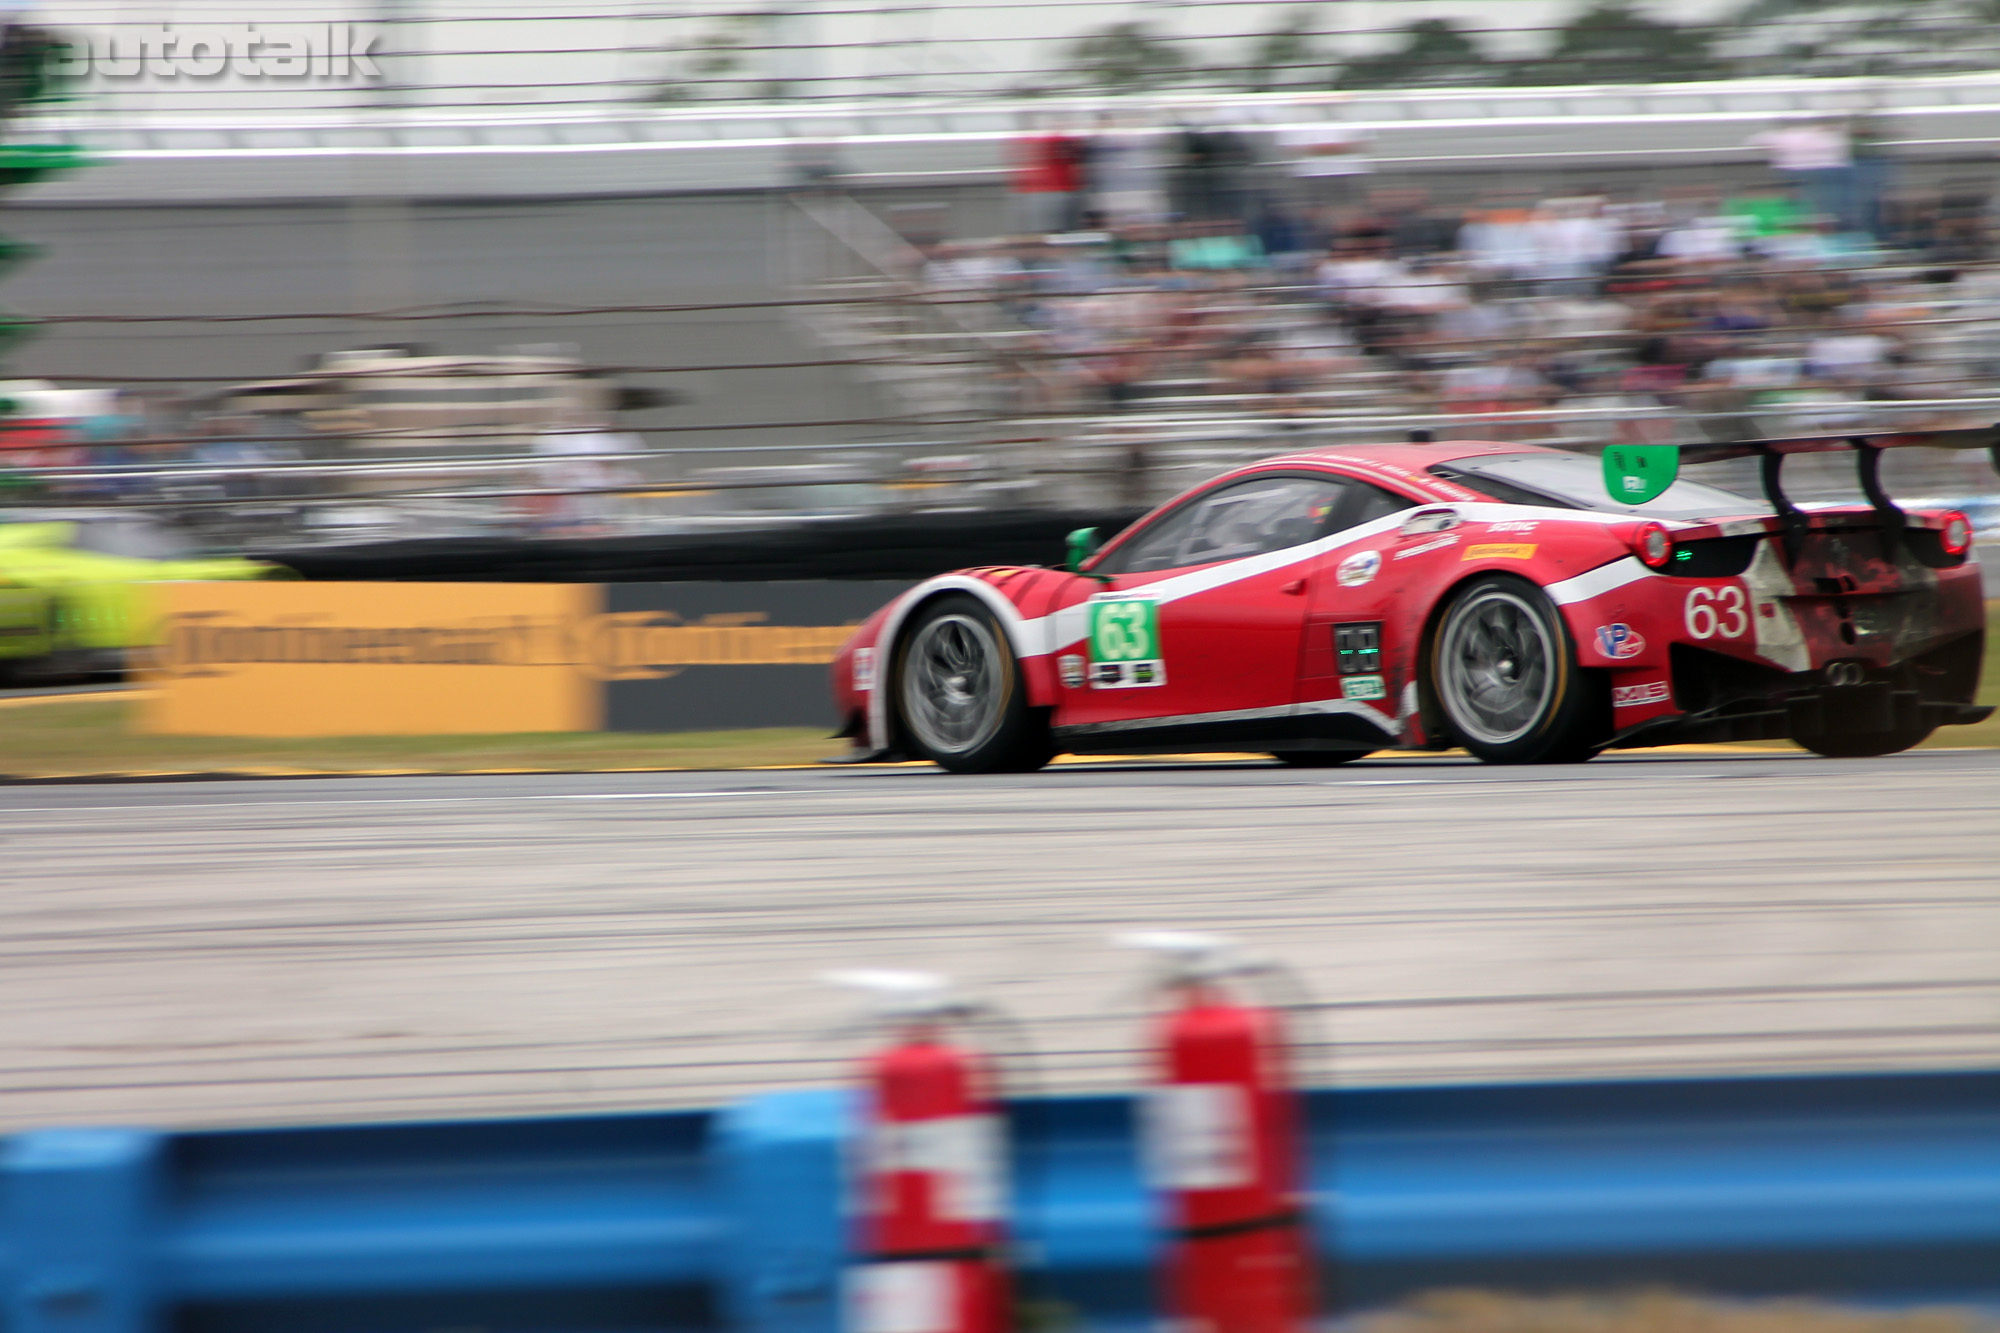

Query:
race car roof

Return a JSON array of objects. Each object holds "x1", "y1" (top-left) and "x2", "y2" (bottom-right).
[
  {"x1": 1262, "y1": 439, "x2": 1547, "y2": 468},
  {"x1": 1248, "y1": 439, "x2": 1565, "y2": 493}
]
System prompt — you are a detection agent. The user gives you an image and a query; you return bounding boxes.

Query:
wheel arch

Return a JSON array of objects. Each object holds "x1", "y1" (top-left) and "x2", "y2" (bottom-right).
[
  {"x1": 865, "y1": 575, "x2": 1053, "y2": 752},
  {"x1": 1413, "y1": 567, "x2": 1605, "y2": 750},
  {"x1": 1412, "y1": 569, "x2": 1503, "y2": 747}
]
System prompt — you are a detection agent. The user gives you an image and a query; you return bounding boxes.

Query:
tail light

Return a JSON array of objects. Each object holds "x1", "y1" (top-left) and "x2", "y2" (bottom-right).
[
  {"x1": 1631, "y1": 521, "x2": 1673, "y2": 569},
  {"x1": 1940, "y1": 511, "x2": 1974, "y2": 557}
]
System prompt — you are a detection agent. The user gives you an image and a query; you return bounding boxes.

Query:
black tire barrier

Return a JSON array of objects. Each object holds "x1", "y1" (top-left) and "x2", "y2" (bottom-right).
[{"x1": 268, "y1": 508, "x2": 1152, "y2": 584}]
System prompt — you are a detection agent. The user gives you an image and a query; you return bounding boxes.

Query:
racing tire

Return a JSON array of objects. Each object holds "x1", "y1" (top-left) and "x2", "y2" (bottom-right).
[
  {"x1": 894, "y1": 594, "x2": 1054, "y2": 774},
  {"x1": 1792, "y1": 726, "x2": 1934, "y2": 758},
  {"x1": 1431, "y1": 574, "x2": 1605, "y2": 765},
  {"x1": 1271, "y1": 750, "x2": 1372, "y2": 767}
]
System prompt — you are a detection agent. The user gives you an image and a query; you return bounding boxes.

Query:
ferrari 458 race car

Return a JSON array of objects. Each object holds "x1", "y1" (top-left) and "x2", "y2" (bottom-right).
[{"x1": 830, "y1": 434, "x2": 1994, "y2": 771}]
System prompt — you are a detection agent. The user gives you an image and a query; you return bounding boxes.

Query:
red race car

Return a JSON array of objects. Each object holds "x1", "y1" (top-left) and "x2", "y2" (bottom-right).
[{"x1": 830, "y1": 435, "x2": 1993, "y2": 771}]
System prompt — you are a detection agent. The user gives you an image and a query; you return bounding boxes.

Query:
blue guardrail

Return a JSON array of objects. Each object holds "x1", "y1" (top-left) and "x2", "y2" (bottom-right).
[{"x1": 2, "y1": 1069, "x2": 1996, "y2": 1333}]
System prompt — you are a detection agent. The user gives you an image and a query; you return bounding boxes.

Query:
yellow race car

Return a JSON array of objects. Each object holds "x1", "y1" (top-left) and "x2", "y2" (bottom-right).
[{"x1": 0, "y1": 511, "x2": 290, "y2": 683}]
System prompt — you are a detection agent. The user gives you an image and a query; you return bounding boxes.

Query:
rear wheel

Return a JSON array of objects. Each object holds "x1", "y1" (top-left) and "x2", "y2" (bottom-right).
[
  {"x1": 1793, "y1": 726, "x2": 1933, "y2": 758},
  {"x1": 895, "y1": 595, "x2": 1053, "y2": 774},
  {"x1": 1271, "y1": 750, "x2": 1372, "y2": 767},
  {"x1": 1431, "y1": 575, "x2": 1605, "y2": 765}
]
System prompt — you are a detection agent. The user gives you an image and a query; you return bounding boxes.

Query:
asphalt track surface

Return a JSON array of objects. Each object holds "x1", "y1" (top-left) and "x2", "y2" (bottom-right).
[{"x1": 3, "y1": 749, "x2": 1997, "y2": 1133}]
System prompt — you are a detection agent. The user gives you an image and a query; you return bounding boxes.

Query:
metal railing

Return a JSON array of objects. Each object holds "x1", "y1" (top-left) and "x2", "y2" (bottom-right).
[{"x1": 8, "y1": 396, "x2": 2000, "y2": 552}]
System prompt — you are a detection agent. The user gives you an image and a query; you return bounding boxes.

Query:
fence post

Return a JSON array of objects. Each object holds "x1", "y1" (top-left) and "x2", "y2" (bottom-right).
[
  {"x1": 714, "y1": 1088, "x2": 853, "y2": 1333},
  {"x1": 2, "y1": 1129, "x2": 163, "y2": 1333}
]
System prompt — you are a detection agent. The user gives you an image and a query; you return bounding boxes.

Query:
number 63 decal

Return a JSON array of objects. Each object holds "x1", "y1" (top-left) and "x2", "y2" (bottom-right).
[{"x1": 1685, "y1": 585, "x2": 1749, "y2": 639}]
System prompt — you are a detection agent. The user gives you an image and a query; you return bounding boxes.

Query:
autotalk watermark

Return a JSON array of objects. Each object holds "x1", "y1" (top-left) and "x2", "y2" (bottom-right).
[{"x1": 59, "y1": 24, "x2": 382, "y2": 81}]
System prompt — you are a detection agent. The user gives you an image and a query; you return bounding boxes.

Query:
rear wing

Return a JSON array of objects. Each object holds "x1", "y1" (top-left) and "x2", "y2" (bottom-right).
[
  {"x1": 1604, "y1": 424, "x2": 2000, "y2": 564},
  {"x1": 1677, "y1": 423, "x2": 2000, "y2": 466}
]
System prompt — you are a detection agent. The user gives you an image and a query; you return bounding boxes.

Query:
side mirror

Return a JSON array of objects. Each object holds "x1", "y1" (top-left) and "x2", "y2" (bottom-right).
[{"x1": 1064, "y1": 527, "x2": 1102, "y2": 574}]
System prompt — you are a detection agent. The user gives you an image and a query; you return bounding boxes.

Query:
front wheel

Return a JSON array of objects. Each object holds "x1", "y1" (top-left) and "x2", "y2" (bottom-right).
[
  {"x1": 1430, "y1": 575, "x2": 1606, "y2": 765},
  {"x1": 1793, "y1": 726, "x2": 1933, "y2": 758},
  {"x1": 894, "y1": 595, "x2": 1053, "y2": 774}
]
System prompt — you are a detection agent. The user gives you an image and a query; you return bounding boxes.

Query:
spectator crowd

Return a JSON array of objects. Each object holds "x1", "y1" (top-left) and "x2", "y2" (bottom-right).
[
  {"x1": 12, "y1": 110, "x2": 2000, "y2": 534},
  {"x1": 913, "y1": 113, "x2": 2000, "y2": 450}
]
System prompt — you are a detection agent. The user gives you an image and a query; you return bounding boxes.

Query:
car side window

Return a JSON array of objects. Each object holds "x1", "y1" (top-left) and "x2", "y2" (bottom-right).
[
  {"x1": 1099, "y1": 476, "x2": 1349, "y2": 575},
  {"x1": 1336, "y1": 481, "x2": 1418, "y2": 532},
  {"x1": 1097, "y1": 502, "x2": 1203, "y2": 576}
]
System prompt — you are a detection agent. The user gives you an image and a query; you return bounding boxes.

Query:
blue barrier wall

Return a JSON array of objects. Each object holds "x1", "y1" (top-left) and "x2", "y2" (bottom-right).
[{"x1": 3, "y1": 1070, "x2": 1997, "y2": 1333}]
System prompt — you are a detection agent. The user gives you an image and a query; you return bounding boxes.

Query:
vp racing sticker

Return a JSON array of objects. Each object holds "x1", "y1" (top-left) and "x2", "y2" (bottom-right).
[
  {"x1": 1595, "y1": 623, "x2": 1646, "y2": 659},
  {"x1": 1088, "y1": 594, "x2": 1166, "y2": 688}
]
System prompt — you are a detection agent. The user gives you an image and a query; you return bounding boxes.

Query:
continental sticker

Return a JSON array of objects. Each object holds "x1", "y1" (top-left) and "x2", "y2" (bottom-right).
[
  {"x1": 141, "y1": 582, "x2": 881, "y2": 738},
  {"x1": 1087, "y1": 595, "x2": 1165, "y2": 689},
  {"x1": 1340, "y1": 673, "x2": 1387, "y2": 701},
  {"x1": 158, "y1": 609, "x2": 859, "y2": 682},
  {"x1": 1463, "y1": 543, "x2": 1537, "y2": 561}
]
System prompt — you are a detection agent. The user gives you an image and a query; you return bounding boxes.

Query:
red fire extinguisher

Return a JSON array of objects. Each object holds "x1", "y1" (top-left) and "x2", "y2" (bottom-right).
[
  {"x1": 1121, "y1": 933, "x2": 1316, "y2": 1333},
  {"x1": 829, "y1": 970, "x2": 1010, "y2": 1333}
]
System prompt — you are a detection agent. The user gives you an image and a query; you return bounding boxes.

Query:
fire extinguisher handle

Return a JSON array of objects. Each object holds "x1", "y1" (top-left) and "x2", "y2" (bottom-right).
[
  {"x1": 823, "y1": 969, "x2": 977, "y2": 1020},
  {"x1": 1115, "y1": 931, "x2": 1270, "y2": 984}
]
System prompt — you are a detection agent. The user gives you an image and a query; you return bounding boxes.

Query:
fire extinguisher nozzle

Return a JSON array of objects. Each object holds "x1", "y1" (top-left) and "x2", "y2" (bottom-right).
[
  {"x1": 822, "y1": 968, "x2": 972, "y2": 1020},
  {"x1": 1115, "y1": 930, "x2": 1264, "y2": 983},
  {"x1": 1117, "y1": 930, "x2": 1229, "y2": 956}
]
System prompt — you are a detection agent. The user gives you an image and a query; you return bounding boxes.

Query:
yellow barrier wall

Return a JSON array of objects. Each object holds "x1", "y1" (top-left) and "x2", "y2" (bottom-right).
[{"x1": 141, "y1": 583, "x2": 601, "y2": 736}]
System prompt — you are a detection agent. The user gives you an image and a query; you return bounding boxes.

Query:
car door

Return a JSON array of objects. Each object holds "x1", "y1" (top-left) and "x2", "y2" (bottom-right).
[
  {"x1": 1056, "y1": 473, "x2": 1352, "y2": 733},
  {"x1": 1297, "y1": 480, "x2": 1424, "y2": 723}
]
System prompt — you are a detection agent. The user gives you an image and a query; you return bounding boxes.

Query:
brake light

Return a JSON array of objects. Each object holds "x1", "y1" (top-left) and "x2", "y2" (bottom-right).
[
  {"x1": 1940, "y1": 511, "x2": 1974, "y2": 556},
  {"x1": 1632, "y1": 521, "x2": 1673, "y2": 569}
]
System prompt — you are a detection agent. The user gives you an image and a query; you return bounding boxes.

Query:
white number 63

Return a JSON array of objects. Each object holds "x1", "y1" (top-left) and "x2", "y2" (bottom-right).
[{"x1": 1685, "y1": 585, "x2": 1748, "y2": 639}]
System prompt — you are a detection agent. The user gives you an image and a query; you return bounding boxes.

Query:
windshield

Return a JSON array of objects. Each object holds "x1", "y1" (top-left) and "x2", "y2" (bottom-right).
[
  {"x1": 1430, "y1": 452, "x2": 1771, "y2": 522},
  {"x1": 69, "y1": 517, "x2": 196, "y2": 559}
]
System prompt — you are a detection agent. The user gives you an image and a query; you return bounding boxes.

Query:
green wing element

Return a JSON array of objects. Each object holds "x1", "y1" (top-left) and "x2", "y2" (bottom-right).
[{"x1": 1603, "y1": 444, "x2": 1679, "y2": 505}]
